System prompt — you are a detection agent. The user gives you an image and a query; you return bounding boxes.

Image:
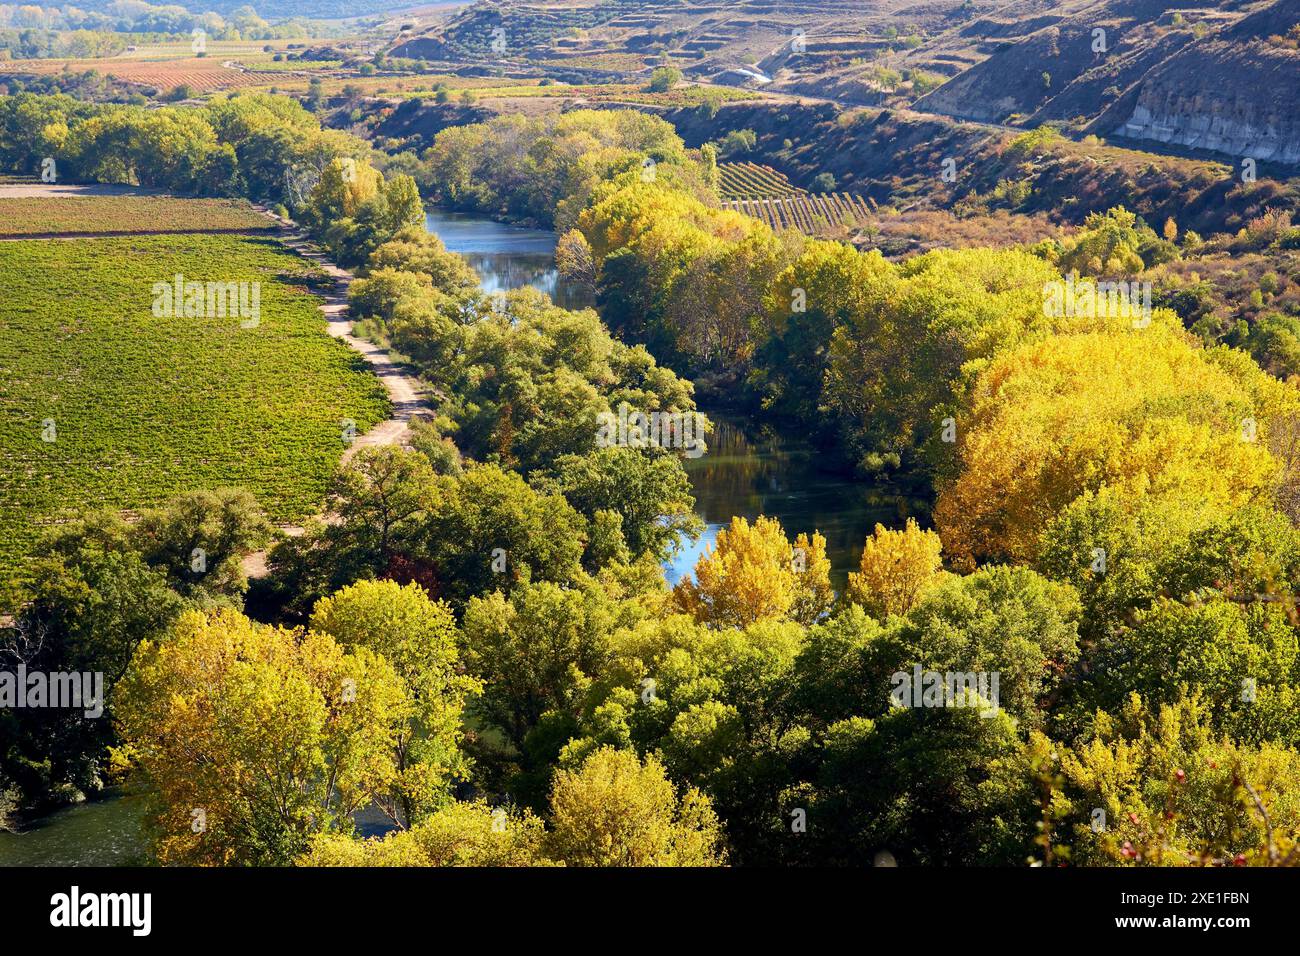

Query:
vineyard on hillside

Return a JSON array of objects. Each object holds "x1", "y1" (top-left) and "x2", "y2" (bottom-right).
[
  {"x1": 0, "y1": 56, "x2": 265, "y2": 93},
  {"x1": 718, "y1": 161, "x2": 804, "y2": 199},
  {"x1": 726, "y1": 193, "x2": 874, "y2": 234},
  {"x1": 719, "y1": 162, "x2": 872, "y2": 234}
]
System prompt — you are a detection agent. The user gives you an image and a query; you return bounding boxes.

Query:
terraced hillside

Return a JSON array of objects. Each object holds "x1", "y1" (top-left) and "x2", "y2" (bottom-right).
[{"x1": 390, "y1": 0, "x2": 1300, "y2": 167}]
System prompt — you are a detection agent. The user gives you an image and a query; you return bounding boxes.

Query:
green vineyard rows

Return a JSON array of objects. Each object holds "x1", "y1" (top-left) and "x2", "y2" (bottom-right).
[
  {"x1": 0, "y1": 234, "x2": 390, "y2": 585},
  {"x1": 717, "y1": 161, "x2": 805, "y2": 200}
]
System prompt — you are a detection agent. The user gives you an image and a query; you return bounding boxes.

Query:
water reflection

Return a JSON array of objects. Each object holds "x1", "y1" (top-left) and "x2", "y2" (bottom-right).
[
  {"x1": 668, "y1": 414, "x2": 911, "y2": 589},
  {"x1": 0, "y1": 791, "x2": 146, "y2": 866},
  {"x1": 422, "y1": 207, "x2": 911, "y2": 589},
  {"x1": 424, "y1": 209, "x2": 594, "y2": 310}
]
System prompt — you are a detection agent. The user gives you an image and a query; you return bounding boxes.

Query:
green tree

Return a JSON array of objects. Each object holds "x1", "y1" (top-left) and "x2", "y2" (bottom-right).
[{"x1": 310, "y1": 580, "x2": 481, "y2": 826}]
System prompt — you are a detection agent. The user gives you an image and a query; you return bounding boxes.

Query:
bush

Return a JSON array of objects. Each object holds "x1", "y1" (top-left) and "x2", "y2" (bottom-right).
[{"x1": 646, "y1": 66, "x2": 682, "y2": 93}]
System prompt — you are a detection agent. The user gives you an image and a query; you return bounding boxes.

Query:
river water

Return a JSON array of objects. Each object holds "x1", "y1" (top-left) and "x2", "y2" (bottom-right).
[
  {"x1": 0, "y1": 209, "x2": 896, "y2": 866},
  {"x1": 420, "y1": 210, "x2": 903, "y2": 585}
]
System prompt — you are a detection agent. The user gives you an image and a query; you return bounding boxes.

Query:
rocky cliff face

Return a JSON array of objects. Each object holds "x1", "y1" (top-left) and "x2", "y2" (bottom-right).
[
  {"x1": 1116, "y1": 59, "x2": 1300, "y2": 164},
  {"x1": 1113, "y1": 6, "x2": 1300, "y2": 165},
  {"x1": 914, "y1": 1, "x2": 1300, "y2": 165}
]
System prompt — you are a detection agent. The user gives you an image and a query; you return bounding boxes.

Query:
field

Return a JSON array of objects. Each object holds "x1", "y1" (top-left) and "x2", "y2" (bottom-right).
[
  {"x1": 0, "y1": 197, "x2": 277, "y2": 236},
  {"x1": 726, "y1": 193, "x2": 874, "y2": 234},
  {"x1": 718, "y1": 161, "x2": 805, "y2": 199},
  {"x1": 230, "y1": 56, "x2": 344, "y2": 73},
  {"x1": 0, "y1": 233, "x2": 389, "y2": 584},
  {"x1": 401, "y1": 81, "x2": 761, "y2": 108},
  {"x1": 0, "y1": 55, "x2": 269, "y2": 93}
]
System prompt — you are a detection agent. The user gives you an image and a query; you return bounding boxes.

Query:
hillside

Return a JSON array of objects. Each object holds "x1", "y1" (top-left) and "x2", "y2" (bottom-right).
[{"x1": 388, "y1": 0, "x2": 1300, "y2": 166}]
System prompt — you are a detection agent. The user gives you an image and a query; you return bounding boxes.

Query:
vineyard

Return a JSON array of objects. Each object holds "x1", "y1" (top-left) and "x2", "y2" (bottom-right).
[
  {"x1": 718, "y1": 162, "x2": 805, "y2": 199},
  {"x1": 405, "y1": 81, "x2": 758, "y2": 108},
  {"x1": 0, "y1": 233, "x2": 389, "y2": 585},
  {"x1": 725, "y1": 193, "x2": 875, "y2": 234},
  {"x1": 0, "y1": 197, "x2": 277, "y2": 236},
  {"x1": 0, "y1": 56, "x2": 266, "y2": 93}
]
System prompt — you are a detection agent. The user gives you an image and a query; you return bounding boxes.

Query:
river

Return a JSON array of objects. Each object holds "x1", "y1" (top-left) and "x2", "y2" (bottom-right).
[
  {"x1": 421, "y1": 210, "x2": 904, "y2": 586},
  {"x1": 0, "y1": 209, "x2": 896, "y2": 866}
]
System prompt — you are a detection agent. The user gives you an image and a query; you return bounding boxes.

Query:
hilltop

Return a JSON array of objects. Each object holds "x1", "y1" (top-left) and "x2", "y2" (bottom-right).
[{"x1": 387, "y1": 0, "x2": 1300, "y2": 166}]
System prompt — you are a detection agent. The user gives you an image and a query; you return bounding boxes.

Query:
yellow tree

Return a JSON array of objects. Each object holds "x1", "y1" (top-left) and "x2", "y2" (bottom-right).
[
  {"x1": 546, "y1": 747, "x2": 725, "y2": 866},
  {"x1": 934, "y1": 328, "x2": 1291, "y2": 567},
  {"x1": 114, "y1": 608, "x2": 410, "y2": 865},
  {"x1": 846, "y1": 519, "x2": 945, "y2": 618},
  {"x1": 673, "y1": 515, "x2": 832, "y2": 627},
  {"x1": 307, "y1": 155, "x2": 381, "y2": 225},
  {"x1": 300, "y1": 801, "x2": 549, "y2": 867},
  {"x1": 309, "y1": 580, "x2": 480, "y2": 827}
]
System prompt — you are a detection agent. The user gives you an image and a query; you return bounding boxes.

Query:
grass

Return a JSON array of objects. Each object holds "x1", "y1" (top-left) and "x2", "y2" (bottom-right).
[
  {"x1": 0, "y1": 233, "x2": 389, "y2": 585},
  {"x1": 0, "y1": 197, "x2": 277, "y2": 236}
]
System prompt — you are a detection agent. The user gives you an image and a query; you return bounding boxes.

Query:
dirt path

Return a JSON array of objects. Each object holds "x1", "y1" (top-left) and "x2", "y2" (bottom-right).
[
  {"x1": 239, "y1": 226, "x2": 435, "y2": 578},
  {"x1": 0, "y1": 184, "x2": 430, "y2": 579}
]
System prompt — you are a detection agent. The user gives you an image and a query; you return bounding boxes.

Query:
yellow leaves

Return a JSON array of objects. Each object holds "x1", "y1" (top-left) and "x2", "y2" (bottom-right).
[
  {"x1": 310, "y1": 155, "x2": 382, "y2": 222},
  {"x1": 301, "y1": 801, "x2": 551, "y2": 867},
  {"x1": 845, "y1": 519, "x2": 945, "y2": 619},
  {"x1": 672, "y1": 515, "x2": 832, "y2": 628},
  {"x1": 546, "y1": 746, "x2": 725, "y2": 867},
  {"x1": 115, "y1": 606, "x2": 412, "y2": 865},
  {"x1": 935, "y1": 328, "x2": 1292, "y2": 567}
]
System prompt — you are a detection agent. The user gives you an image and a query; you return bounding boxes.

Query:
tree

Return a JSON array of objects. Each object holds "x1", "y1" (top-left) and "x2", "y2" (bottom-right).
[
  {"x1": 934, "y1": 328, "x2": 1292, "y2": 567},
  {"x1": 823, "y1": 246, "x2": 1096, "y2": 478},
  {"x1": 331, "y1": 446, "x2": 440, "y2": 570},
  {"x1": 540, "y1": 446, "x2": 701, "y2": 561},
  {"x1": 1048, "y1": 694, "x2": 1300, "y2": 866},
  {"x1": 300, "y1": 800, "x2": 549, "y2": 866},
  {"x1": 646, "y1": 66, "x2": 682, "y2": 93},
  {"x1": 309, "y1": 580, "x2": 480, "y2": 826},
  {"x1": 673, "y1": 516, "x2": 832, "y2": 627},
  {"x1": 886, "y1": 566, "x2": 1081, "y2": 729},
  {"x1": 422, "y1": 464, "x2": 588, "y2": 604},
  {"x1": 555, "y1": 228, "x2": 597, "y2": 294},
  {"x1": 115, "y1": 608, "x2": 411, "y2": 865},
  {"x1": 546, "y1": 746, "x2": 725, "y2": 866},
  {"x1": 845, "y1": 519, "x2": 944, "y2": 619},
  {"x1": 130, "y1": 487, "x2": 272, "y2": 600},
  {"x1": 461, "y1": 579, "x2": 620, "y2": 752},
  {"x1": 366, "y1": 225, "x2": 479, "y2": 293},
  {"x1": 2, "y1": 545, "x2": 183, "y2": 810}
]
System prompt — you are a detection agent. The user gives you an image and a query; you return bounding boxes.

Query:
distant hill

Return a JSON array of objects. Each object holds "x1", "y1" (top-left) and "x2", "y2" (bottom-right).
[
  {"x1": 914, "y1": 1, "x2": 1300, "y2": 164},
  {"x1": 389, "y1": 0, "x2": 1300, "y2": 165},
  {"x1": 14, "y1": 0, "x2": 454, "y2": 20}
]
